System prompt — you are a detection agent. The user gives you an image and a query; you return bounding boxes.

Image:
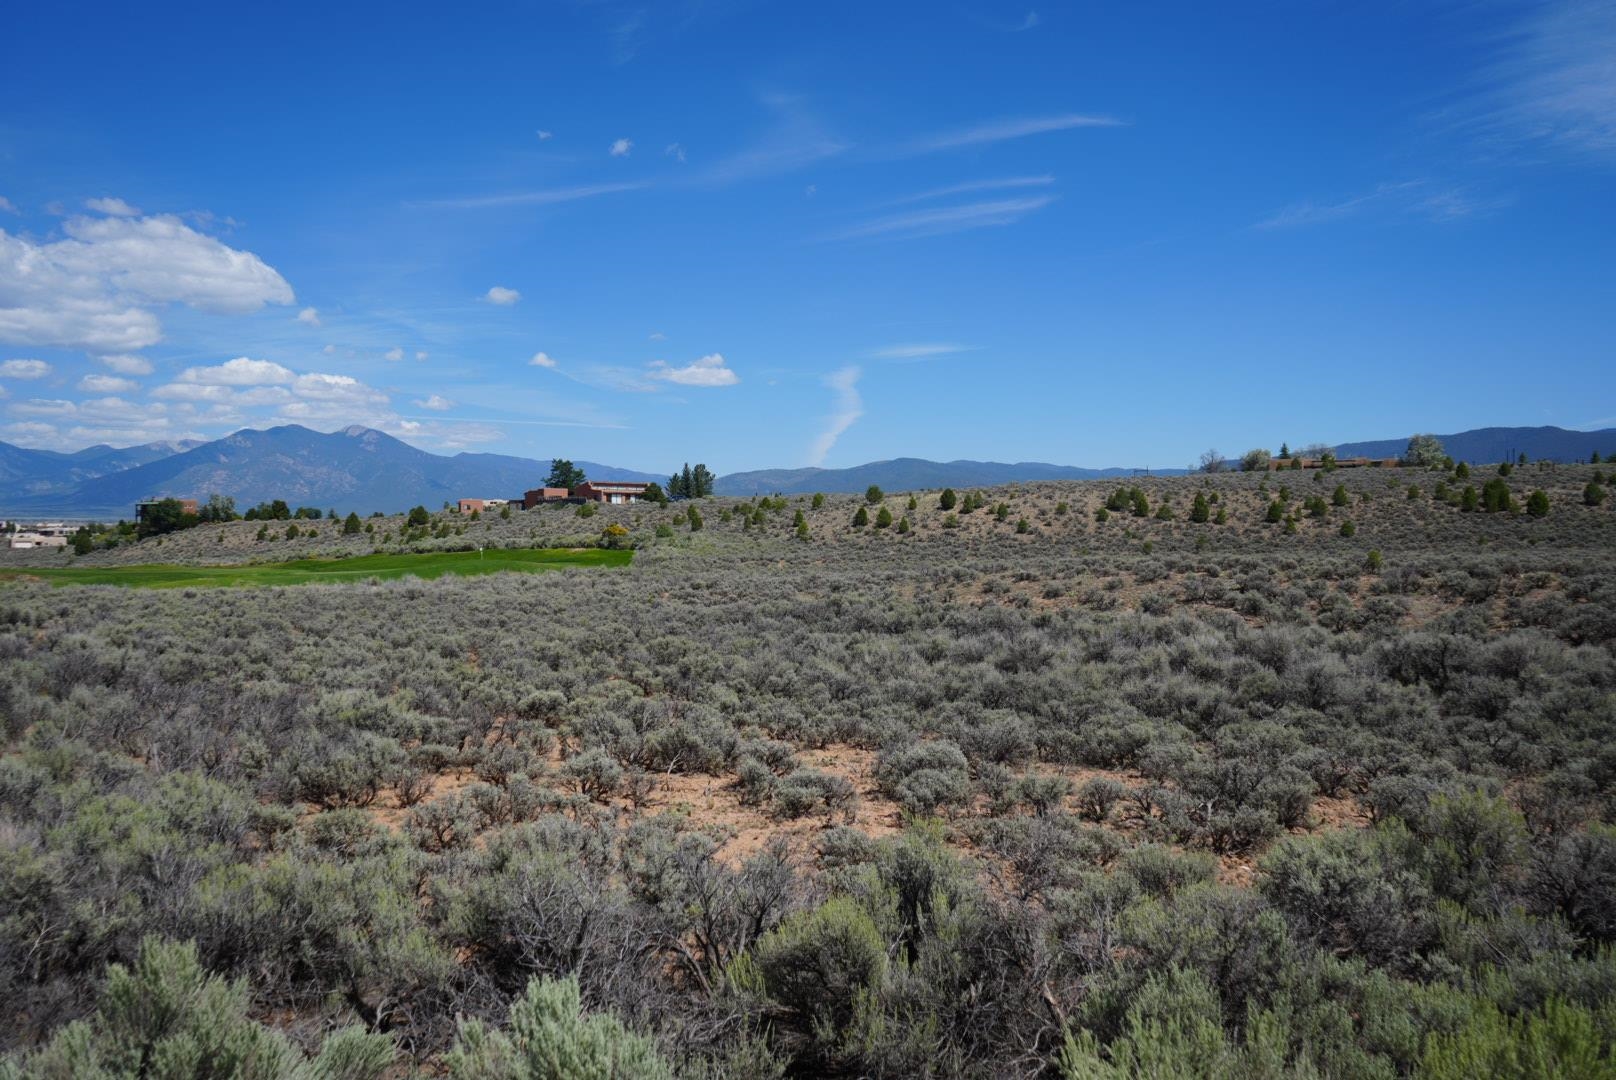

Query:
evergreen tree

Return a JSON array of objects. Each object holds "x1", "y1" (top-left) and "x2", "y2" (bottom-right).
[
  {"x1": 853, "y1": 506, "x2": 869, "y2": 527},
  {"x1": 811, "y1": 492, "x2": 826, "y2": 509},
  {"x1": 1190, "y1": 492, "x2": 1210, "y2": 523},
  {"x1": 1332, "y1": 484, "x2": 1350, "y2": 507},
  {"x1": 939, "y1": 488, "x2": 957, "y2": 510},
  {"x1": 875, "y1": 505, "x2": 893, "y2": 528},
  {"x1": 547, "y1": 459, "x2": 587, "y2": 490},
  {"x1": 1527, "y1": 490, "x2": 1551, "y2": 517},
  {"x1": 343, "y1": 511, "x2": 363, "y2": 534},
  {"x1": 865, "y1": 485, "x2": 884, "y2": 505}
]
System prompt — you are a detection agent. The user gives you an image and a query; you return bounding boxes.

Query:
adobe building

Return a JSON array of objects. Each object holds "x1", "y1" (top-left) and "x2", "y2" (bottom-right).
[
  {"x1": 522, "y1": 487, "x2": 571, "y2": 509},
  {"x1": 573, "y1": 481, "x2": 650, "y2": 505}
]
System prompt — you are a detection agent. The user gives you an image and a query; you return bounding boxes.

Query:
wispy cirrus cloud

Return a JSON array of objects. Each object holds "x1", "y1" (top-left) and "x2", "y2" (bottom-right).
[
  {"x1": 1257, "y1": 180, "x2": 1506, "y2": 229},
  {"x1": 808, "y1": 366, "x2": 863, "y2": 466},
  {"x1": 877, "y1": 175, "x2": 1054, "y2": 208},
  {"x1": 895, "y1": 113, "x2": 1121, "y2": 157},
  {"x1": 418, "y1": 181, "x2": 649, "y2": 210},
  {"x1": 1466, "y1": 0, "x2": 1616, "y2": 158},
  {"x1": 867, "y1": 343, "x2": 974, "y2": 361},
  {"x1": 825, "y1": 195, "x2": 1057, "y2": 241}
]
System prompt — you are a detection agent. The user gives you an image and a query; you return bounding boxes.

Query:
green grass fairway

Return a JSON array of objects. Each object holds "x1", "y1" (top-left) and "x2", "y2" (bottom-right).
[{"x1": 0, "y1": 547, "x2": 632, "y2": 589}]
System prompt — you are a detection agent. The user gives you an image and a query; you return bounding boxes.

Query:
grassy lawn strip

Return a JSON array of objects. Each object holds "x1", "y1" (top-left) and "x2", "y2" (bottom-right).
[{"x1": 0, "y1": 547, "x2": 632, "y2": 588}]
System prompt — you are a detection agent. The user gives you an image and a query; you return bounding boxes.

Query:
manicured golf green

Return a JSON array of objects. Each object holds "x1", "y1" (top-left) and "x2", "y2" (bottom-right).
[{"x1": 0, "y1": 547, "x2": 632, "y2": 589}]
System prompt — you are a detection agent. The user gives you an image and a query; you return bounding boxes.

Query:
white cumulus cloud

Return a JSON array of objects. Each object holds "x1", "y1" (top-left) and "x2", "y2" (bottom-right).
[
  {"x1": 610, "y1": 138, "x2": 634, "y2": 157},
  {"x1": 385, "y1": 347, "x2": 405, "y2": 362},
  {"x1": 296, "y1": 306, "x2": 321, "y2": 326},
  {"x1": 529, "y1": 351, "x2": 557, "y2": 368},
  {"x1": 647, "y1": 352, "x2": 739, "y2": 387},
  {"x1": 84, "y1": 196, "x2": 141, "y2": 216},
  {"x1": 78, "y1": 373, "x2": 139, "y2": 393},
  {"x1": 0, "y1": 212, "x2": 293, "y2": 352},
  {"x1": 485, "y1": 285, "x2": 521, "y2": 305},
  {"x1": 175, "y1": 356, "x2": 296, "y2": 386},
  {"x1": 0, "y1": 358, "x2": 51, "y2": 379},
  {"x1": 414, "y1": 394, "x2": 455, "y2": 411},
  {"x1": 98, "y1": 353, "x2": 154, "y2": 375}
]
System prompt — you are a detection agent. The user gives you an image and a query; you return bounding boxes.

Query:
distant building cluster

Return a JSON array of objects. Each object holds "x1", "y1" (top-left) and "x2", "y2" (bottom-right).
[
  {"x1": 5, "y1": 521, "x2": 71, "y2": 549},
  {"x1": 135, "y1": 498, "x2": 199, "y2": 520},
  {"x1": 456, "y1": 481, "x2": 654, "y2": 514}
]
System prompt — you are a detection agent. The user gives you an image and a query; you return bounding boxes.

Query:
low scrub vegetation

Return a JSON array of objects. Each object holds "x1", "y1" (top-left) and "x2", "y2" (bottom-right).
[{"x1": 1, "y1": 462, "x2": 1613, "y2": 1076}]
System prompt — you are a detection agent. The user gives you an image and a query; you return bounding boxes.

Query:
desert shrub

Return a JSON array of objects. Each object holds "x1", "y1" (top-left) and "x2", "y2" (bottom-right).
[
  {"x1": 445, "y1": 972, "x2": 672, "y2": 1080},
  {"x1": 772, "y1": 768, "x2": 856, "y2": 821},
  {"x1": 744, "y1": 897, "x2": 885, "y2": 1048},
  {"x1": 875, "y1": 741, "x2": 972, "y2": 815},
  {"x1": 1075, "y1": 776, "x2": 1126, "y2": 821},
  {"x1": 563, "y1": 748, "x2": 623, "y2": 802},
  {"x1": 9, "y1": 937, "x2": 393, "y2": 1080}
]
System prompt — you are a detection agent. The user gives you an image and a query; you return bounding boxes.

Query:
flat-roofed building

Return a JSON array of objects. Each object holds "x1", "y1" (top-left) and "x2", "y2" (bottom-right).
[{"x1": 573, "y1": 481, "x2": 650, "y2": 505}]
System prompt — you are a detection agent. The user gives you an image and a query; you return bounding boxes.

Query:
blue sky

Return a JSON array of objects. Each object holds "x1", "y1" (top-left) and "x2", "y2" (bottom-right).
[{"x1": 1, "y1": 1, "x2": 1612, "y2": 473}]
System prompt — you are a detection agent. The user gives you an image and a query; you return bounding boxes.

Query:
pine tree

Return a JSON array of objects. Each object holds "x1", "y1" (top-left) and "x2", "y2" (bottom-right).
[
  {"x1": 1190, "y1": 492, "x2": 1210, "y2": 523},
  {"x1": 939, "y1": 488, "x2": 957, "y2": 510},
  {"x1": 853, "y1": 506, "x2": 869, "y2": 527},
  {"x1": 343, "y1": 511, "x2": 362, "y2": 534},
  {"x1": 875, "y1": 506, "x2": 893, "y2": 528}
]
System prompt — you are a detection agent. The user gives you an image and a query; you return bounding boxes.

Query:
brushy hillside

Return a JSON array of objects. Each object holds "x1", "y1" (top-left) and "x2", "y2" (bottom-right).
[{"x1": 1, "y1": 458, "x2": 1614, "y2": 1077}]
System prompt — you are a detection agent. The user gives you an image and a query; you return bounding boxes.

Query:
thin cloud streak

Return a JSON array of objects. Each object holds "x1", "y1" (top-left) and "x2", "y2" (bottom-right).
[
  {"x1": 396, "y1": 414, "x2": 627, "y2": 429},
  {"x1": 693, "y1": 137, "x2": 849, "y2": 186},
  {"x1": 877, "y1": 175, "x2": 1054, "y2": 208},
  {"x1": 868, "y1": 343, "x2": 974, "y2": 361},
  {"x1": 416, "y1": 181, "x2": 649, "y2": 209},
  {"x1": 1256, "y1": 180, "x2": 1504, "y2": 229},
  {"x1": 897, "y1": 113, "x2": 1121, "y2": 156},
  {"x1": 825, "y1": 195, "x2": 1057, "y2": 241},
  {"x1": 808, "y1": 365, "x2": 863, "y2": 466}
]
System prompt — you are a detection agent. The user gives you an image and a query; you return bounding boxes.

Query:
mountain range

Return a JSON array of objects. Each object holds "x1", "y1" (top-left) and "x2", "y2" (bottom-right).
[
  {"x1": 1332, "y1": 426, "x2": 1615, "y2": 466},
  {"x1": 0, "y1": 423, "x2": 1610, "y2": 518},
  {"x1": 712, "y1": 459, "x2": 1173, "y2": 496},
  {"x1": 0, "y1": 426, "x2": 659, "y2": 517}
]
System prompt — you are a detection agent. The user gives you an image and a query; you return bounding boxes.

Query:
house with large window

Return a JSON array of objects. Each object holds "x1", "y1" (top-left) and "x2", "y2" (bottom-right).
[{"x1": 573, "y1": 481, "x2": 650, "y2": 505}]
